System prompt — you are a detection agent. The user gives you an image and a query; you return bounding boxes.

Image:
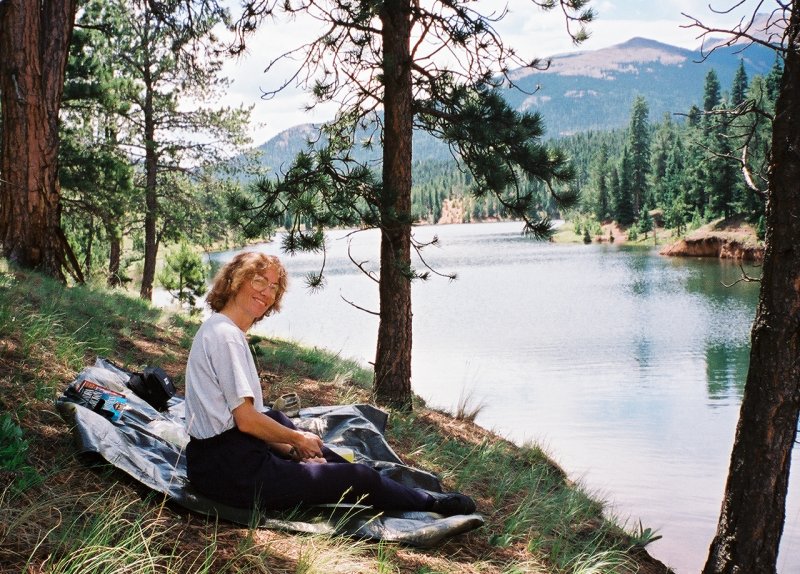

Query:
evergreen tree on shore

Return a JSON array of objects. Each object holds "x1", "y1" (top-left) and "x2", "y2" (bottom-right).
[{"x1": 627, "y1": 96, "x2": 651, "y2": 215}]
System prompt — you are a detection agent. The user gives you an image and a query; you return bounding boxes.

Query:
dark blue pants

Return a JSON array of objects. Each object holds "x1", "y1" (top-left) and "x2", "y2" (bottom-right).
[{"x1": 186, "y1": 410, "x2": 433, "y2": 511}]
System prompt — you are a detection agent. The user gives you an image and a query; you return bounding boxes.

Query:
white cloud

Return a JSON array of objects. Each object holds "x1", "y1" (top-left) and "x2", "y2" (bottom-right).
[{"x1": 216, "y1": 16, "x2": 335, "y2": 143}]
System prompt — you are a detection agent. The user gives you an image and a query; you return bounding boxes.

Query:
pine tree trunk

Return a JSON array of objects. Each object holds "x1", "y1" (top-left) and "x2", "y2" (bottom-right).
[
  {"x1": 0, "y1": 0, "x2": 78, "y2": 281},
  {"x1": 108, "y1": 233, "x2": 122, "y2": 287},
  {"x1": 703, "y1": 7, "x2": 800, "y2": 573},
  {"x1": 83, "y1": 220, "x2": 93, "y2": 276},
  {"x1": 140, "y1": 176, "x2": 158, "y2": 300},
  {"x1": 139, "y1": 67, "x2": 158, "y2": 301},
  {"x1": 373, "y1": 0, "x2": 414, "y2": 411}
]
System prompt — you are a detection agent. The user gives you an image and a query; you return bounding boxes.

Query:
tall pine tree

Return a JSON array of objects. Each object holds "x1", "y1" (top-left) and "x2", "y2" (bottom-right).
[
  {"x1": 731, "y1": 59, "x2": 749, "y2": 107},
  {"x1": 627, "y1": 96, "x2": 651, "y2": 216},
  {"x1": 98, "y1": 0, "x2": 252, "y2": 300},
  {"x1": 614, "y1": 148, "x2": 635, "y2": 225},
  {"x1": 704, "y1": 69, "x2": 723, "y2": 113},
  {"x1": 588, "y1": 142, "x2": 611, "y2": 221}
]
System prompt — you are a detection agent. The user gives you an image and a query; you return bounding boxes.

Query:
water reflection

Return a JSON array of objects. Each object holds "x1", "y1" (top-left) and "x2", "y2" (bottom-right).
[{"x1": 706, "y1": 344, "x2": 750, "y2": 401}]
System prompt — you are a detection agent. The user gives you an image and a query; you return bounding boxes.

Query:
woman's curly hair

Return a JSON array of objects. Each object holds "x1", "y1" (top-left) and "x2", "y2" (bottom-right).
[{"x1": 206, "y1": 252, "x2": 287, "y2": 323}]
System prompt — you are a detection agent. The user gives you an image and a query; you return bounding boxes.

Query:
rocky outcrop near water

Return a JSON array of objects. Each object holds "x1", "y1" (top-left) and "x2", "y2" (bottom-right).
[{"x1": 659, "y1": 219, "x2": 764, "y2": 261}]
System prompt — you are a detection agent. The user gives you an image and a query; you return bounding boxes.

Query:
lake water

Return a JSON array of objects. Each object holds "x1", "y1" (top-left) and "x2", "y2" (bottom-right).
[{"x1": 208, "y1": 221, "x2": 800, "y2": 573}]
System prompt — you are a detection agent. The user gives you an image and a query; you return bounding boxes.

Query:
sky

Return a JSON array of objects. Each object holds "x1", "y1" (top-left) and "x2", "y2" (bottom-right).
[{"x1": 218, "y1": 0, "x2": 771, "y2": 145}]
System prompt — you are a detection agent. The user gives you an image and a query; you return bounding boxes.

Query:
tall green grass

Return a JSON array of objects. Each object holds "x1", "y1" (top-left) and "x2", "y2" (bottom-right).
[
  {"x1": 0, "y1": 267, "x2": 192, "y2": 399},
  {"x1": 5, "y1": 485, "x2": 387, "y2": 574},
  {"x1": 250, "y1": 335, "x2": 372, "y2": 389},
  {"x1": 11, "y1": 488, "x2": 242, "y2": 574}
]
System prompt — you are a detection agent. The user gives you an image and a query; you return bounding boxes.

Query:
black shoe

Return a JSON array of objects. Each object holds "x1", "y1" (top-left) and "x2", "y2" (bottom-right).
[{"x1": 427, "y1": 491, "x2": 476, "y2": 516}]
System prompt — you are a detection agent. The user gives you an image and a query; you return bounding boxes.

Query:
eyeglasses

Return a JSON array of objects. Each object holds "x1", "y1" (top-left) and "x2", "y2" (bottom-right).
[{"x1": 250, "y1": 275, "x2": 280, "y2": 293}]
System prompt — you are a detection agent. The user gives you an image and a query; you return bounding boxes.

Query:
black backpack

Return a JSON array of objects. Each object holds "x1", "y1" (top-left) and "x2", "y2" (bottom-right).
[{"x1": 127, "y1": 366, "x2": 176, "y2": 412}]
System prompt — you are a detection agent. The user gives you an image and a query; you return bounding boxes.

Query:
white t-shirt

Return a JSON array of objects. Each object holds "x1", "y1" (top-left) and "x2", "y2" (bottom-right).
[{"x1": 184, "y1": 312, "x2": 264, "y2": 439}]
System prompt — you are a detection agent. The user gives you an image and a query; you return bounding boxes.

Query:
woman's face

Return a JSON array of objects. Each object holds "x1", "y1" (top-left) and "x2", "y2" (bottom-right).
[{"x1": 232, "y1": 266, "x2": 282, "y2": 322}]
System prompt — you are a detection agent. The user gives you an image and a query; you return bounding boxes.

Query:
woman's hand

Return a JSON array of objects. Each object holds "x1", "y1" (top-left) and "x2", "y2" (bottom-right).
[
  {"x1": 233, "y1": 399, "x2": 323, "y2": 459},
  {"x1": 292, "y1": 430, "x2": 324, "y2": 460}
]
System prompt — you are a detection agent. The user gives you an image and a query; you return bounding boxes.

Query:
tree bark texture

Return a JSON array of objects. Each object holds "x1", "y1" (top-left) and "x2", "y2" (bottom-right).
[
  {"x1": 703, "y1": 7, "x2": 800, "y2": 573},
  {"x1": 139, "y1": 48, "x2": 158, "y2": 301},
  {"x1": 108, "y1": 234, "x2": 122, "y2": 287},
  {"x1": 373, "y1": 0, "x2": 414, "y2": 410},
  {"x1": 0, "y1": 0, "x2": 78, "y2": 280}
]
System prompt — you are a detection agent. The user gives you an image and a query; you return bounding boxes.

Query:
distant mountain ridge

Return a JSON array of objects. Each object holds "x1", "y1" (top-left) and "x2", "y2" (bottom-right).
[
  {"x1": 501, "y1": 37, "x2": 774, "y2": 136},
  {"x1": 510, "y1": 37, "x2": 692, "y2": 81},
  {"x1": 253, "y1": 35, "x2": 776, "y2": 172}
]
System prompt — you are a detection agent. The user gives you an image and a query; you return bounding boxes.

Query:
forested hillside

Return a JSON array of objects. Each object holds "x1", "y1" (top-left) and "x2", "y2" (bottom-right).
[
  {"x1": 467, "y1": 60, "x2": 776, "y2": 234},
  {"x1": 502, "y1": 37, "x2": 775, "y2": 136},
  {"x1": 538, "y1": 55, "x2": 778, "y2": 238},
  {"x1": 415, "y1": 52, "x2": 779, "y2": 233}
]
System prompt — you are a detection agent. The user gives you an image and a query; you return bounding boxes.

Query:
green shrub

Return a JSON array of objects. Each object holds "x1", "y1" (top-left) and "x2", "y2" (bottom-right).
[{"x1": 0, "y1": 413, "x2": 40, "y2": 491}]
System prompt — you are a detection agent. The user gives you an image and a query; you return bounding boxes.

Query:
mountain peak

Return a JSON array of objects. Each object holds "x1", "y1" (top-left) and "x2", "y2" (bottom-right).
[
  {"x1": 616, "y1": 37, "x2": 681, "y2": 50},
  {"x1": 511, "y1": 37, "x2": 691, "y2": 81}
]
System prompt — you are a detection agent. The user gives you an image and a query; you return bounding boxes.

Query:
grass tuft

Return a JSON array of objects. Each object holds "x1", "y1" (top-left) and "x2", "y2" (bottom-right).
[{"x1": 454, "y1": 387, "x2": 487, "y2": 422}]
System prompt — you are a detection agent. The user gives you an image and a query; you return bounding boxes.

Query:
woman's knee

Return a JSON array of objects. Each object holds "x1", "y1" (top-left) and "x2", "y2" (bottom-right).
[{"x1": 348, "y1": 463, "x2": 382, "y2": 491}]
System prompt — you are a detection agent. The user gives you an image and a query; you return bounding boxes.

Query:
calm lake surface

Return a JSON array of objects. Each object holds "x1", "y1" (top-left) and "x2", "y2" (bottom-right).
[{"x1": 210, "y1": 221, "x2": 799, "y2": 573}]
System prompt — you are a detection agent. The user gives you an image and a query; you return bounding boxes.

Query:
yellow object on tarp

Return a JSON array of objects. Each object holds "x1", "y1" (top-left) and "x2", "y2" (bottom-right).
[{"x1": 327, "y1": 445, "x2": 355, "y2": 462}]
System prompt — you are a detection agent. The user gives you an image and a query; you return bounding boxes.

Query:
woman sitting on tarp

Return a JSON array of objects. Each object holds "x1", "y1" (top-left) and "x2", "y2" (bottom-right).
[{"x1": 184, "y1": 251, "x2": 476, "y2": 516}]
